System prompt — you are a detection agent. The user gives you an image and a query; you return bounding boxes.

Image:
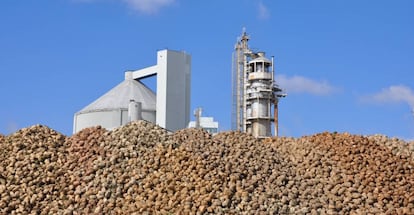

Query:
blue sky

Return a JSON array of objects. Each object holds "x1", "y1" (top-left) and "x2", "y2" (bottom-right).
[{"x1": 1, "y1": 0, "x2": 413, "y2": 139}]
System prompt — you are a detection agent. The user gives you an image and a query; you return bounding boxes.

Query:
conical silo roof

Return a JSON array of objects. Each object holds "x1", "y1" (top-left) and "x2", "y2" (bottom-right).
[{"x1": 77, "y1": 77, "x2": 156, "y2": 114}]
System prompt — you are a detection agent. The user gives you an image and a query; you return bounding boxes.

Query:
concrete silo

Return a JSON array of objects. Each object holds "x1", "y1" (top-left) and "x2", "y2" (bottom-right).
[{"x1": 73, "y1": 49, "x2": 191, "y2": 133}]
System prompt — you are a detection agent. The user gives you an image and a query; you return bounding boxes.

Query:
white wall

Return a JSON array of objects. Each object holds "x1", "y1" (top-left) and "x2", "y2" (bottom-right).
[
  {"x1": 156, "y1": 50, "x2": 191, "y2": 131},
  {"x1": 73, "y1": 109, "x2": 156, "y2": 133}
]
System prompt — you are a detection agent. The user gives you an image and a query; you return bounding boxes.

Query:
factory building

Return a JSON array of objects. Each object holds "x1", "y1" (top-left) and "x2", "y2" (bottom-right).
[
  {"x1": 232, "y1": 29, "x2": 286, "y2": 137},
  {"x1": 74, "y1": 30, "x2": 282, "y2": 138},
  {"x1": 188, "y1": 108, "x2": 219, "y2": 134},
  {"x1": 73, "y1": 49, "x2": 191, "y2": 133}
]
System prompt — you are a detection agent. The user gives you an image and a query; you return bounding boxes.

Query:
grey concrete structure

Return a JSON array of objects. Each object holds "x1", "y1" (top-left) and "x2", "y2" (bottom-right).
[
  {"x1": 73, "y1": 49, "x2": 191, "y2": 133},
  {"x1": 73, "y1": 75, "x2": 156, "y2": 133}
]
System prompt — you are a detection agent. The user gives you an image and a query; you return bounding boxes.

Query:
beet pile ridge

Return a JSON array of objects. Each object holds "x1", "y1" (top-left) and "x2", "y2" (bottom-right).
[{"x1": 0, "y1": 121, "x2": 413, "y2": 214}]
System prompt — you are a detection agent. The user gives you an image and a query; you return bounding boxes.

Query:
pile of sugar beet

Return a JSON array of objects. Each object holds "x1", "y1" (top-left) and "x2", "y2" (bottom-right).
[{"x1": 1, "y1": 121, "x2": 414, "y2": 214}]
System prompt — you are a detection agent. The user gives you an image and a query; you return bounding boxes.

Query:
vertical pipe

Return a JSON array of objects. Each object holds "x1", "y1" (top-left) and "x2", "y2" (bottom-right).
[
  {"x1": 243, "y1": 54, "x2": 247, "y2": 132},
  {"x1": 194, "y1": 107, "x2": 202, "y2": 128},
  {"x1": 238, "y1": 47, "x2": 242, "y2": 131},
  {"x1": 268, "y1": 97, "x2": 271, "y2": 136},
  {"x1": 231, "y1": 49, "x2": 237, "y2": 130},
  {"x1": 274, "y1": 102, "x2": 278, "y2": 137},
  {"x1": 272, "y1": 56, "x2": 276, "y2": 137},
  {"x1": 240, "y1": 47, "x2": 244, "y2": 131},
  {"x1": 128, "y1": 99, "x2": 142, "y2": 122},
  {"x1": 271, "y1": 56, "x2": 275, "y2": 83}
]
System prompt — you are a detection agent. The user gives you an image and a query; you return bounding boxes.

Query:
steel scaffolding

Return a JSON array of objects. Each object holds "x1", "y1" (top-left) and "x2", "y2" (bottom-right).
[{"x1": 231, "y1": 29, "x2": 286, "y2": 137}]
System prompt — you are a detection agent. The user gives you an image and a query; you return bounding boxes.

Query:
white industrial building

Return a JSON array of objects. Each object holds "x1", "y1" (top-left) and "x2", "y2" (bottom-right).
[
  {"x1": 73, "y1": 49, "x2": 191, "y2": 133},
  {"x1": 188, "y1": 108, "x2": 219, "y2": 134}
]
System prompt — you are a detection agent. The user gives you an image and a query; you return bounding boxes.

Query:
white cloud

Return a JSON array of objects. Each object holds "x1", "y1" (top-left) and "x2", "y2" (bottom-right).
[
  {"x1": 257, "y1": 1, "x2": 270, "y2": 20},
  {"x1": 123, "y1": 0, "x2": 175, "y2": 14},
  {"x1": 73, "y1": 0, "x2": 175, "y2": 14},
  {"x1": 276, "y1": 74, "x2": 337, "y2": 96},
  {"x1": 363, "y1": 85, "x2": 414, "y2": 108}
]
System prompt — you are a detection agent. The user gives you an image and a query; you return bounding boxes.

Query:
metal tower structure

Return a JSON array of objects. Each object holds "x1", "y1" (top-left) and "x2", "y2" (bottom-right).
[
  {"x1": 232, "y1": 29, "x2": 250, "y2": 132},
  {"x1": 231, "y1": 29, "x2": 286, "y2": 137}
]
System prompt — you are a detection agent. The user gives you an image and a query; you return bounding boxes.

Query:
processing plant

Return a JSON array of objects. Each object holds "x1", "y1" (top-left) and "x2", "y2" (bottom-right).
[
  {"x1": 232, "y1": 30, "x2": 286, "y2": 138},
  {"x1": 73, "y1": 30, "x2": 284, "y2": 138}
]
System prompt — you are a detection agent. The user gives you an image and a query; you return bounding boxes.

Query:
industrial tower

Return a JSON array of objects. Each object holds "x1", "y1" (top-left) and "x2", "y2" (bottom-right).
[{"x1": 231, "y1": 29, "x2": 285, "y2": 137}]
